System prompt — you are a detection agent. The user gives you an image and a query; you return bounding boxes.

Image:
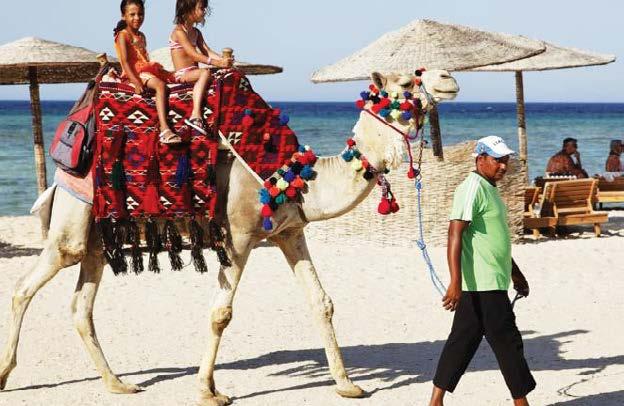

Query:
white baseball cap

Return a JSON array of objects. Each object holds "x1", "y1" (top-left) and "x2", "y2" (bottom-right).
[{"x1": 472, "y1": 136, "x2": 515, "y2": 158}]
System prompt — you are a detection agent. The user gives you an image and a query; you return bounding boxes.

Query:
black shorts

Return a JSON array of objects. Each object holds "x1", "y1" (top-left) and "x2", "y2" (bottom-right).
[{"x1": 433, "y1": 290, "x2": 536, "y2": 399}]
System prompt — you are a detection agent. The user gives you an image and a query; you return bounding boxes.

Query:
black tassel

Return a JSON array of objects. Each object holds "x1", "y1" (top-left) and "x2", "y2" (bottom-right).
[
  {"x1": 164, "y1": 220, "x2": 183, "y2": 271},
  {"x1": 206, "y1": 165, "x2": 216, "y2": 185},
  {"x1": 126, "y1": 219, "x2": 143, "y2": 274},
  {"x1": 207, "y1": 219, "x2": 223, "y2": 249},
  {"x1": 145, "y1": 218, "x2": 162, "y2": 273},
  {"x1": 98, "y1": 219, "x2": 127, "y2": 276},
  {"x1": 189, "y1": 219, "x2": 208, "y2": 273},
  {"x1": 216, "y1": 246, "x2": 231, "y2": 267}
]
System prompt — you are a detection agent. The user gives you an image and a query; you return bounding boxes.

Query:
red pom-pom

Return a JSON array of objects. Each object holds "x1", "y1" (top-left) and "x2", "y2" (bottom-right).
[
  {"x1": 304, "y1": 150, "x2": 317, "y2": 165},
  {"x1": 390, "y1": 198, "x2": 400, "y2": 213},
  {"x1": 369, "y1": 84, "x2": 379, "y2": 93},
  {"x1": 242, "y1": 115, "x2": 254, "y2": 127},
  {"x1": 291, "y1": 176, "x2": 305, "y2": 188},
  {"x1": 407, "y1": 167, "x2": 415, "y2": 179},
  {"x1": 400, "y1": 101, "x2": 413, "y2": 111},
  {"x1": 273, "y1": 108, "x2": 281, "y2": 116},
  {"x1": 263, "y1": 180, "x2": 272, "y2": 189},
  {"x1": 346, "y1": 139, "x2": 356, "y2": 147},
  {"x1": 355, "y1": 99, "x2": 366, "y2": 109},
  {"x1": 378, "y1": 198, "x2": 391, "y2": 215},
  {"x1": 263, "y1": 133, "x2": 271, "y2": 141},
  {"x1": 269, "y1": 186, "x2": 281, "y2": 197},
  {"x1": 379, "y1": 98, "x2": 391, "y2": 108},
  {"x1": 261, "y1": 204, "x2": 273, "y2": 217},
  {"x1": 413, "y1": 78, "x2": 422, "y2": 86},
  {"x1": 285, "y1": 186, "x2": 297, "y2": 199},
  {"x1": 298, "y1": 154, "x2": 309, "y2": 165},
  {"x1": 361, "y1": 159, "x2": 369, "y2": 169},
  {"x1": 371, "y1": 104, "x2": 382, "y2": 114}
]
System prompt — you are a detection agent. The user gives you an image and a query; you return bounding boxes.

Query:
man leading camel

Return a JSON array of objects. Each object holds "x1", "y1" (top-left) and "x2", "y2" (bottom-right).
[{"x1": 429, "y1": 136, "x2": 535, "y2": 406}]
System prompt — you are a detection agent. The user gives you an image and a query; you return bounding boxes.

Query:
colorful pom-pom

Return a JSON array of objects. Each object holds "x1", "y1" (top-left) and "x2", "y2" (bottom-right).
[
  {"x1": 242, "y1": 115, "x2": 254, "y2": 127},
  {"x1": 291, "y1": 176, "x2": 305, "y2": 188},
  {"x1": 401, "y1": 111, "x2": 413, "y2": 121},
  {"x1": 347, "y1": 139, "x2": 356, "y2": 147},
  {"x1": 298, "y1": 145, "x2": 306, "y2": 153},
  {"x1": 262, "y1": 217, "x2": 273, "y2": 231},
  {"x1": 273, "y1": 108, "x2": 281, "y2": 116},
  {"x1": 379, "y1": 109, "x2": 391, "y2": 118},
  {"x1": 403, "y1": 91, "x2": 413, "y2": 99},
  {"x1": 259, "y1": 188, "x2": 271, "y2": 204},
  {"x1": 379, "y1": 98, "x2": 391, "y2": 108},
  {"x1": 263, "y1": 180, "x2": 272, "y2": 189},
  {"x1": 413, "y1": 78, "x2": 422, "y2": 86},
  {"x1": 275, "y1": 193, "x2": 286, "y2": 205},
  {"x1": 378, "y1": 198, "x2": 391, "y2": 215},
  {"x1": 355, "y1": 99, "x2": 366, "y2": 109},
  {"x1": 342, "y1": 150, "x2": 354, "y2": 162},
  {"x1": 408, "y1": 166, "x2": 416, "y2": 179},
  {"x1": 244, "y1": 109, "x2": 252, "y2": 115},
  {"x1": 263, "y1": 133, "x2": 271, "y2": 141},
  {"x1": 280, "y1": 114, "x2": 290, "y2": 126},
  {"x1": 391, "y1": 92, "x2": 399, "y2": 99},
  {"x1": 360, "y1": 91, "x2": 370, "y2": 100},
  {"x1": 269, "y1": 177, "x2": 277, "y2": 185},
  {"x1": 304, "y1": 145, "x2": 311, "y2": 151},
  {"x1": 400, "y1": 101, "x2": 412, "y2": 111},
  {"x1": 352, "y1": 149, "x2": 361, "y2": 159},
  {"x1": 369, "y1": 84, "x2": 379, "y2": 93},
  {"x1": 361, "y1": 159, "x2": 369, "y2": 169},
  {"x1": 390, "y1": 198, "x2": 400, "y2": 213},
  {"x1": 300, "y1": 165, "x2": 314, "y2": 180},
  {"x1": 304, "y1": 150, "x2": 317, "y2": 165},
  {"x1": 284, "y1": 171, "x2": 295, "y2": 182},
  {"x1": 380, "y1": 90, "x2": 388, "y2": 98},
  {"x1": 276, "y1": 178, "x2": 289, "y2": 191},
  {"x1": 291, "y1": 162, "x2": 303, "y2": 174},
  {"x1": 390, "y1": 109, "x2": 402, "y2": 120},
  {"x1": 351, "y1": 159, "x2": 363, "y2": 171},
  {"x1": 261, "y1": 204, "x2": 273, "y2": 217},
  {"x1": 371, "y1": 104, "x2": 382, "y2": 114},
  {"x1": 415, "y1": 69, "x2": 423, "y2": 77},
  {"x1": 269, "y1": 186, "x2": 281, "y2": 197},
  {"x1": 363, "y1": 170, "x2": 375, "y2": 180},
  {"x1": 285, "y1": 186, "x2": 297, "y2": 199},
  {"x1": 390, "y1": 100, "x2": 400, "y2": 110}
]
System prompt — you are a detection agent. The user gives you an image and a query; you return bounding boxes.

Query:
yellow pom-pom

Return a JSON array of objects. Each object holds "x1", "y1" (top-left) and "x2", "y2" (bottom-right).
[
  {"x1": 390, "y1": 109, "x2": 402, "y2": 120},
  {"x1": 304, "y1": 145, "x2": 311, "y2": 151},
  {"x1": 276, "y1": 178, "x2": 289, "y2": 190},
  {"x1": 351, "y1": 158, "x2": 363, "y2": 171},
  {"x1": 392, "y1": 92, "x2": 399, "y2": 99}
]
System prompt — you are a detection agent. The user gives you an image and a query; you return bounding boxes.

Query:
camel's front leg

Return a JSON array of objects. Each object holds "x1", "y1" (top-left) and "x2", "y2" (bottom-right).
[
  {"x1": 197, "y1": 232, "x2": 253, "y2": 406},
  {"x1": 272, "y1": 229, "x2": 365, "y2": 398},
  {"x1": 0, "y1": 187, "x2": 91, "y2": 390},
  {"x1": 70, "y1": 228, "x2": 141, "y2": 394}
]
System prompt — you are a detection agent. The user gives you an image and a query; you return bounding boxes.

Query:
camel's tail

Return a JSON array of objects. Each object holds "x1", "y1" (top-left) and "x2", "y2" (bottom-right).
[{"x1": 30, "y1": 184, "x2": 57, "y2": 237}]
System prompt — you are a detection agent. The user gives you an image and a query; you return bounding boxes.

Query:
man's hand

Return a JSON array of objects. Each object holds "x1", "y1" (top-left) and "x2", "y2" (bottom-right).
[
  {"x1": 442, "y1": 282, "x2": 462, "y2": 311},
  {"x1": 511, "y1": 264, "x2": 530, "y2": 297}
]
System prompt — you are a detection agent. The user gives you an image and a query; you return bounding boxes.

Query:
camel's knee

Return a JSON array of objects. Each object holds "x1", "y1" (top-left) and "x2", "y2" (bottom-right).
[
  {"x1": 44, "y1": 233, "x2": 88, "y2": 267},
  {"x1": 211, "y1": 306, "x2": 233, "y2": 335},
  {"x1": 315, "y1": 295, "x2": 334, "y2": 321}
]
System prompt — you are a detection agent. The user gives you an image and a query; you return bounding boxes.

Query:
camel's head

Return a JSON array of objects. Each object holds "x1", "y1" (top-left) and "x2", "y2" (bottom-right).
[{"x1": 352, "y1": 70, "x2": 459, "y2": 171}]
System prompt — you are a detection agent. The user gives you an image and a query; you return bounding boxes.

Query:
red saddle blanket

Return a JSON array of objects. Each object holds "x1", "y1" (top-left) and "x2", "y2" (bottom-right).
[{"x1": 92, "y1": 69, "x2": 300, "y2": 221}]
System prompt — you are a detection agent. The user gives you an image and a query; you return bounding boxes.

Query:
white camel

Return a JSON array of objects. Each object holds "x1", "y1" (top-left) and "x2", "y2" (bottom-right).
[{"x1": 0, "y1": 70, "x2": 458, "y2": 405}]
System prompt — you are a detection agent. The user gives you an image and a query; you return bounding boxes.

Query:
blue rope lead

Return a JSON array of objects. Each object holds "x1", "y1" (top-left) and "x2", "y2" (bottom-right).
[{"x1": 415, "y1": 178, "x2": 446, "y2": 296}]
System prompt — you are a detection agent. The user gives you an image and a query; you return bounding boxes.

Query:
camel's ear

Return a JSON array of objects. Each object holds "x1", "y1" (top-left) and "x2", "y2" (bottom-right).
[{"x1": 371, "y1": 72, "x2": 386, "y2": 90}]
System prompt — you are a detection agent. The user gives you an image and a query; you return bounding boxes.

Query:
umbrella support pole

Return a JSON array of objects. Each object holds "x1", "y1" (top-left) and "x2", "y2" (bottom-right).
[
  {"x1": 515, "y1": 71, "x2": 529, "y2": 183},
  {"x1": 429, "y1": 105, "x2": 444, "y2": 161},
  {"x1": 28, "y1": 66, "x2": 47, "y2": 195}
]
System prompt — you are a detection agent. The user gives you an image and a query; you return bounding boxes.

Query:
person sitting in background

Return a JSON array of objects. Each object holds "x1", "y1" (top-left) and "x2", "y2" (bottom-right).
[
  {"x1": 605, "y1": 140, "x2": 623, "y2": 172},
  {"x1": 545, "y1": 137, "x2": 588, "y2": 178}
]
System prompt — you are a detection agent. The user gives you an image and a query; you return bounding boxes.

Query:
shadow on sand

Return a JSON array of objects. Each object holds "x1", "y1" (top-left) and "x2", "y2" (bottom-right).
[
  {"x1": 4, "y1": 329, "x2": 623, "y2": 404},
  {"x1": 0, "y1": 241, "x2": 42, "y2": 259}
]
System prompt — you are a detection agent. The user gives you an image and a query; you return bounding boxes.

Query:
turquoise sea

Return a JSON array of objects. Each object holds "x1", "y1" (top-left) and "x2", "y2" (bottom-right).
[{"x1": 1, "y1": 100, "x2": 623, "y2": 215}]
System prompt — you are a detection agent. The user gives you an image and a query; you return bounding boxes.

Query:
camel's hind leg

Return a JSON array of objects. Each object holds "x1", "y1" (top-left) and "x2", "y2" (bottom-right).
[
  {"x1": 0, "y1": 187, "x2": 91, "y2": 390},
  {"x1": 70, "y1": 228, "x2": 141, "y2": 394},
  {"x1": 271, "y1": 229, "x2": 365, "y2": 398},
  {"x1": 197, "y1": 231, "x2": 254, "y2": 406}
]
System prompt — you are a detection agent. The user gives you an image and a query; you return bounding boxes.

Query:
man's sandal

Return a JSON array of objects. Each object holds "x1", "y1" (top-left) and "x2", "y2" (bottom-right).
[
  {"x1": 184, "y1": 117, "x2": 208, "y2": 135},
  {"x1": 159, "y1": 129, "x2": 182, "y2": 144}
]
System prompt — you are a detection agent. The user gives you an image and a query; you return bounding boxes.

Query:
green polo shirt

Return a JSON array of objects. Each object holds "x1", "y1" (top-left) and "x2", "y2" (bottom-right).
[{"x1": 450, "y1": 172, "x2": 512, "y2": 291}]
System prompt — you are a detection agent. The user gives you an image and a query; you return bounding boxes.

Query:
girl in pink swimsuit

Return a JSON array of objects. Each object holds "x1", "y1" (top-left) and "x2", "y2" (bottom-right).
[{"x1": 170, "y1": 0, "x2": 233, "y2": 134}]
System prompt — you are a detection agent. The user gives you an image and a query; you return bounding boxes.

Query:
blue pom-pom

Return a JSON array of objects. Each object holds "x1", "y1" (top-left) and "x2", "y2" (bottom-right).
[
  {"x1": 379, "y1": 109, "x2": 391, "y2": 117},
  {"x1": 300, "y1": 165, "x2": 314, "y2": 180},
  {"x1": 298, "y1": 145, "x2": 306, "y2": 153},
  {"x1": 279, "y1": 114, "x2": 290, "y2": 126},
  {"x1": 342, "y1": 150, "x2": 354, "y2": 162},
  {"x1": 244, "y1": 109, "x2": 252, "y2": 116},
  {"x1": 284, "y1": 171, "x2": 295, "y2": 182},
  {"x1": 403, "y1": 91, "x2": 413, "y2": 99},
  {"x1": 360, "y1": 91, "x2": 370, "y2": 100},
  {"x1": 401, "y1": 111, "x2": 413, "y2": 121},
  {"x1": 380, "y1": 90, "x2": 388, "y2": 98},
  {"x1": 259, "y1": 188, "x2": 271, "y2": 204},
  {"x1": 262, "y1": 217, "x2": 273, "y2": 231}
]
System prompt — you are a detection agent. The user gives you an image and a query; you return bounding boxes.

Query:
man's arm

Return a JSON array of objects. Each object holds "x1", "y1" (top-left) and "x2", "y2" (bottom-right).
[
  {"x1": 443, "y1": 220, "x2": 468, "y2": 311},
  {"x1": 511, "y1": 258, "x2": 529, "y2": 297}
]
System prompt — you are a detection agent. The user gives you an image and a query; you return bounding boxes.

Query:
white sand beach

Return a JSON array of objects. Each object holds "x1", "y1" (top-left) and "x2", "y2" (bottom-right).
[{"x1": 0, "y1": 213, "x2": 623, "y2": 406}]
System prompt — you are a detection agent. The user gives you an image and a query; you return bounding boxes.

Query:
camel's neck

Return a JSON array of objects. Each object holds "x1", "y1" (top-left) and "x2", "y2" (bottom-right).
[{"x1": 300, "y1": 113, "x2": 400, "y2": 222}]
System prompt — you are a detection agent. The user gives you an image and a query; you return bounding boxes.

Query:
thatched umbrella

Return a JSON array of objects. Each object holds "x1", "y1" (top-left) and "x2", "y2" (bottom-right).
[
  {"x1": 311, "y1": 19, "x2": 546, "y2": 159},
  {"x1": 150, "y1": 47, "x2": 283, "y2": 76},
  {"x1": 0, "y1": 37, "x2": 113, "y2": 194},
  {"x1": 464, "y1": 42, "x2": 615, "y2": 164}
]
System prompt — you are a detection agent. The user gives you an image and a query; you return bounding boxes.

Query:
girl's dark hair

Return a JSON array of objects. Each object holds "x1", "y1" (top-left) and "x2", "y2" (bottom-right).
[
  {"x1": 175, "y1": 0, "x2": 211, "y2": 25},
  {"x1": 113, "y1": 0, "x2": 145, "y2": 36}
]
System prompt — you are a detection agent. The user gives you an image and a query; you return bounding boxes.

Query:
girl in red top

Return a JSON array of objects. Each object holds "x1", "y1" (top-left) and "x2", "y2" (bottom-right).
[
  {"x1": 169, "y1": 0, "x2": 233, "y2": 134},
  {"x1": 114, "y1": 0, "x2": 180, "y2": 143}
]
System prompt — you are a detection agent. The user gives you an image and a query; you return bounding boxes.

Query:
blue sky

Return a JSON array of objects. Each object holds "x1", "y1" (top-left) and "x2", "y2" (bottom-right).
[{"x1": 0, "y1": 0, "x2": 621, "y2": 102}]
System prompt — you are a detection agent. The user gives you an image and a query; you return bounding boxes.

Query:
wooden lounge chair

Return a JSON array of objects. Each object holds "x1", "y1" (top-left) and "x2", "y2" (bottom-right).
[
  {"x1": 542, "y1": 179, "x2": 609, "y2": 236},
  {"x1": 522, "y1": 186, "x2": 556, "y2": 238},
  {"x1": 596, "y1": 176, "x2": 624, "y2": 208}
]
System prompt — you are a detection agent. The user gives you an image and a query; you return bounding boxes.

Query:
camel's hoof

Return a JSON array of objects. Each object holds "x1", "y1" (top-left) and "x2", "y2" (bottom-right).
[
  {"x1": 0, "y1": 362, "x2": 16, "y2": 391},
  {"x1": 336, "y1": 382, "x2": 365, "y2": 398},
  {"x1": 197, "y1": 391, "x2": 232, "y2": 406},
  {"x1": 0, "y1": 374, "x2": 8, "y2": 391},
  {"x1": 106, "y1": 378, "x2": 143, "y2": 394}
]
